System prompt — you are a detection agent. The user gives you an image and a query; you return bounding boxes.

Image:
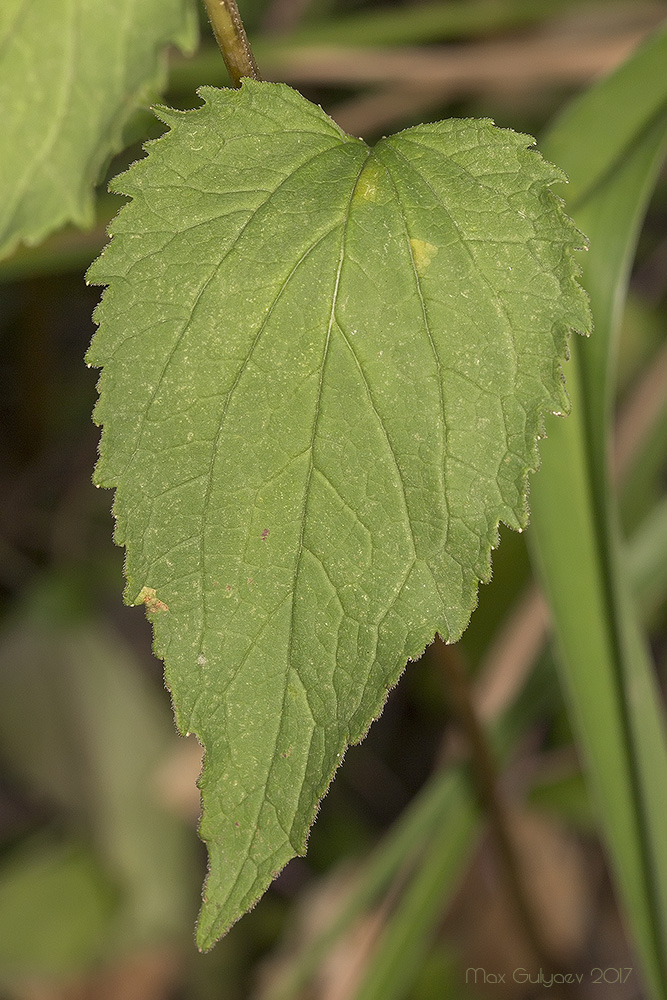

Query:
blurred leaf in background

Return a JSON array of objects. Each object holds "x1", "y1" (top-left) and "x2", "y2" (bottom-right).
[
  {"x1": 0, "y1": 574, "x2": 199, "y2": 994},
  {"x1": 0, "y1": 0, "x2": 197, "y2": 259}
]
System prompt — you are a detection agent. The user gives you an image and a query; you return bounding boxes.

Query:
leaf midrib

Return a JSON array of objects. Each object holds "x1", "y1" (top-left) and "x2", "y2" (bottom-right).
[{"x1": 205, "y1": 149, "x2": 376, "y2": 942}]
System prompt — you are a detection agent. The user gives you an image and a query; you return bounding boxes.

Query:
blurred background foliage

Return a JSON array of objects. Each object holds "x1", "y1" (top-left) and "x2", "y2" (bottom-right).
[{"x1": 0, "y1": 0, "x2": 666, "y2": 998}]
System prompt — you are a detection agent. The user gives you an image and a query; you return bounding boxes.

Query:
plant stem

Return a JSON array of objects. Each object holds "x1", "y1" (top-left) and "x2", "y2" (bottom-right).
[
  {"x1": 202, "y1": 0, "x2": 262, "y2": 87},
  {"x1": 436, "y1": 638, "x2": 563, "y2": 974}
]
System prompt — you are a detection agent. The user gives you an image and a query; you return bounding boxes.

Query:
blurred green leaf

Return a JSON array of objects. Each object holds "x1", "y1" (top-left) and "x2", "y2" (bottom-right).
[
  {"x1": 527, "y1": 770, "x2": 596, "y2": 831},
  {"x1": 0, "y1": 0, "x2": 197, "y2": 259},
  {"x1": 0, "y1": 574, "x2": 197, "y2": 959},
  {"x1": 0, "y1": 839, "x2": 115, "y2": 983},
  {"x1": 628, "y1": 496, "x2": 667, "y2": 613}
]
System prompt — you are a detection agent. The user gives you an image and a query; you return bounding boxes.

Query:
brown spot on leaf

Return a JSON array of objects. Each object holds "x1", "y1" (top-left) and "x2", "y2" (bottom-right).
[{"x1": 135, "y1": 586, "x2": 169, "y2": 613}]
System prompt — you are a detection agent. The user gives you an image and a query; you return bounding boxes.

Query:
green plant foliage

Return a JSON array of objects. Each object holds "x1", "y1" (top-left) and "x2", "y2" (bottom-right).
[
  {"x1": 0, "y1": 840, "x2": 114, "y2": 982},
  {"x1": 0, "y1": 0, "x2": 197, "y2": 260},
  {"x1": 528, "y1": 27, "x2": 667, "y2": 994},
  {"x1": 87, "y1": 79, "x2": 589, "y2": 948},
  {"x1": 0, "y1": 577, "x2": 197, "y2": 957}
]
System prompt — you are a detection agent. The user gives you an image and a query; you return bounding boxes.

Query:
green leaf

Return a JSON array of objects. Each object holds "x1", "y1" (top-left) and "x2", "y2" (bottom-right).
[
  {"x1": 0, "y1": 840, "x2": 115, "y2": 983},
  {"x1": 0, "y1": 574, "x2": 197, "y2": 954},
  {"x1": 86, "y1": 80, "x2": 588, "y2": 948},
  {"x1": 0, "y1": 0, "x2": 197, "y2": 260}
]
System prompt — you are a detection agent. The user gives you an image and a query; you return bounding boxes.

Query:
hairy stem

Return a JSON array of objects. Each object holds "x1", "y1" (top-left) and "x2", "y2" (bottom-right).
[{"x1": 202, "y1": 0, "x2": 262, "y2": 87}]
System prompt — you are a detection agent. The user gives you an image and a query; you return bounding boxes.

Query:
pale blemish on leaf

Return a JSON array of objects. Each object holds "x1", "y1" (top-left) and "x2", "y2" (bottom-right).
[
  {"x1": 353, "y1": 159, "x2": 384, "y2": 204},
  {"x1": 135, "y1": 586, "x2": 169, "y2": 613},
  {"x1": 410, "y1": 238, "x2": 438, "y2": 274}
]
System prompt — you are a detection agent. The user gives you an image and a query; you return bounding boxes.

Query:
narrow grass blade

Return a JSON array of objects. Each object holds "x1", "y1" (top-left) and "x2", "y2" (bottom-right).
[
  {"x1": 628, "y1": 496, "x2": 667, "y2": 612},
  {"x1": 266, "y1": 769, "x2": 479, "y2": 1000},
  {"x1": 529, "y1": 26, "x2": 667, "y2": 997},
  {"x1": 351, "y1": 782, "x2": 478, "y2": 1000}
]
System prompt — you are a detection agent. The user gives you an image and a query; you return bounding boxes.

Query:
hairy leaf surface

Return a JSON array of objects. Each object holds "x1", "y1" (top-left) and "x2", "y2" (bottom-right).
[
  {"x1": 0, "y1": 0, "x2": 196, "y2": 259},
  {"x1": 87, "y1": 80, "x2": 589, "y2": 948}
]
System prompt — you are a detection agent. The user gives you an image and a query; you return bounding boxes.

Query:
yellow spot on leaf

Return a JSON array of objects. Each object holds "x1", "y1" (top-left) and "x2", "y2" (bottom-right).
[
  {"x1": 353, "y1": 160, "x2": 385, "y2": 204},
  {"x1": 135, "y1": 586, "x2": 169, "y2": 613},
  {"x1": 410, "y1": 238, "x2": 438, "y2": 274}
]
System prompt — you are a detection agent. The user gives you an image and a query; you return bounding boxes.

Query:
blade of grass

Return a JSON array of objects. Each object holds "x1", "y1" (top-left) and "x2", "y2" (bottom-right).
[
  {"x1": 627, "y1": 496, "x2": 667, "y2": 612},
  {"x1": 350, "y1": 783, "x2": 478, "y2": 1000},
  {"x1": 265, "y1": 769, "x2": 479, "y2": 1000},
  {"x1": 349, "y1": 645, "x2": 560, "y2": 1000},
  {"x1": 529, "y1": 25, "x2": 667, "y2": 998},
  {"x1": 346, "y1": 646, "x2": 573, "y2": 1000}
]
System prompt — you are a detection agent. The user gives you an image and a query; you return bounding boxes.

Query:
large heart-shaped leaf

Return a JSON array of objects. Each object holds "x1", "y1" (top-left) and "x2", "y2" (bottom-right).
[{"x1": 87, "y1": 80, "x2": 589, "y2": 948}]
